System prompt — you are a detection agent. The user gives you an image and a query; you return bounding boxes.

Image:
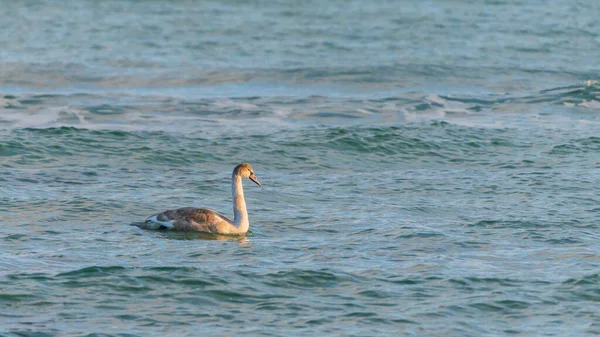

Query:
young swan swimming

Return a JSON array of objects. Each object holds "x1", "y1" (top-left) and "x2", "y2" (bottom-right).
[{"x1": 132, "y1": 163, "x2": 261, "y2": 235}]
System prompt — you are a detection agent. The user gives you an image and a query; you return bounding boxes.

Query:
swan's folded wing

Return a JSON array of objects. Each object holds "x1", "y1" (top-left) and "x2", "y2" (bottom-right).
[{"x1": 165, "y1": 207, "x2": 232, "y2": 224}]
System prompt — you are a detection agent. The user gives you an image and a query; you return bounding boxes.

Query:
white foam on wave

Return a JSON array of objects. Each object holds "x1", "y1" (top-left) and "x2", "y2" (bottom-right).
[{"x1": 0, "y1": 105, "x2": 97, "y2": 129}]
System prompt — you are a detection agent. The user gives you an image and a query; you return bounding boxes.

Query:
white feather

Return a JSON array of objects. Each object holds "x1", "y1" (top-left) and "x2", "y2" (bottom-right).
[{"x1": 147, "y1": 215, "x2": 174, "y2": 229}]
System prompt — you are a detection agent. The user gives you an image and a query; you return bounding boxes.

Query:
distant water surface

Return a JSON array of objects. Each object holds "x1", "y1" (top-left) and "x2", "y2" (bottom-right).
[{"x1": 1, "y1": 1, "x2": 600, "y2": 336}]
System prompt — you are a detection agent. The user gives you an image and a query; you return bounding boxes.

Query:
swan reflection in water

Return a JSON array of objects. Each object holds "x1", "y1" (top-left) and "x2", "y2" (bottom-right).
[{"x1": 153, "y1": 230, "x2": 252, "y2": 243}]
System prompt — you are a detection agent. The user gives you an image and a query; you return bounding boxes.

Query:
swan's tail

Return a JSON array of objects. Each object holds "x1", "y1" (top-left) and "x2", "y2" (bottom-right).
[{"x1": 130, "y1": 220, "x2": 164, "y2": 230}]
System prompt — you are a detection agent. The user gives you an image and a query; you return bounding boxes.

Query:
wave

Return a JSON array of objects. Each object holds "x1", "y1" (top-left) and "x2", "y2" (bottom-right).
[
  {"x1": 1, "y1": 61, "x2": 597, "y2": 92},
  {"x1": 550, "y1": 136, "x2": 600, "y2": 154},
  {"x1": 0, "y1": 80, "x2": 598, "y2": 131},
  {"x1": 10, "y1": 266, "x2": 360, "y2": 292},
  {"x1": 0, "y1": 121, "x2": 595, "y2": 172},
  {"x1": 0, "y1": 123, "x2": 511, "y2": 170}
]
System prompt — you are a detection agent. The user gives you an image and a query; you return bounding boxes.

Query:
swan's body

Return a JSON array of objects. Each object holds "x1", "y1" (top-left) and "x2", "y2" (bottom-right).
[{"x1": 132, "y1": 163, "x2": 260, "y2": 235}]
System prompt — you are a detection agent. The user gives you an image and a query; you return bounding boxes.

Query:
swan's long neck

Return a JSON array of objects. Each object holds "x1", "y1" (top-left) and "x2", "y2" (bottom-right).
[{"x1": 231, "y1": 173, "x2": 249, "y2": 233}]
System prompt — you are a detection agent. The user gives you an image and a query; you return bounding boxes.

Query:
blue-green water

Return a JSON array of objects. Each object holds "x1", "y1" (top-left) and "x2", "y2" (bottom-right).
[{"x1": 1, "y1": 1, "x2": 600, "y2": 336}]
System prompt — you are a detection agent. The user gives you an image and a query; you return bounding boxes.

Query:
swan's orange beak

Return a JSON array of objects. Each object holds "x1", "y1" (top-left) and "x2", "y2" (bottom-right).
[{"x1": 249, "y1": 174, "x2": 261, "y2": 186}]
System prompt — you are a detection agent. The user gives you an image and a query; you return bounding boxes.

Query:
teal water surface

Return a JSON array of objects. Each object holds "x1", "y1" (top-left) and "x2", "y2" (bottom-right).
[{"x1": 1, "y1": 1, "x2": 600, "y2": 336}]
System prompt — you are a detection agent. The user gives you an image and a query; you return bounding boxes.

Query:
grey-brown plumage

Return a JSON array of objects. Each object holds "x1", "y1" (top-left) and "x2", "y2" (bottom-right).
[{"x1": 131, "y1": 163, "x2": 261, "y2": 235}]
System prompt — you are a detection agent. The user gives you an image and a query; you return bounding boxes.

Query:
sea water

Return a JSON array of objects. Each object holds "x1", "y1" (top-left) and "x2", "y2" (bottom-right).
[{"x1": 1, "y1": 1, "x2": 600, "y2": 336}]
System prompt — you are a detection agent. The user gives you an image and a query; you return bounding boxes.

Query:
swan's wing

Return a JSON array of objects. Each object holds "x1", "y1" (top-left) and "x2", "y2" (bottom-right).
[
  {"x1": 168, "y1": 207, "x2": 232, "y2": 224},
  {"x1": 136, "y1": 207, "x2": 233, "y2": 231}
]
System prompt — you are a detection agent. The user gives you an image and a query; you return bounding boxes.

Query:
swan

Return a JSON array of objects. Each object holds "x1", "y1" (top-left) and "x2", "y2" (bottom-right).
[{"x1": 132, "y1": 163, "x2": 261, "y2": 235}]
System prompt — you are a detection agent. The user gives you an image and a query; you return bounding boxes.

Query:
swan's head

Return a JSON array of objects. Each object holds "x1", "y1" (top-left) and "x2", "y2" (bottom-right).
[{"x1": 234, "y1": 163, "x2": 261, "y2": 186}]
